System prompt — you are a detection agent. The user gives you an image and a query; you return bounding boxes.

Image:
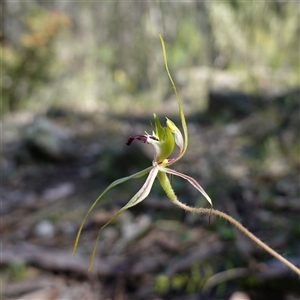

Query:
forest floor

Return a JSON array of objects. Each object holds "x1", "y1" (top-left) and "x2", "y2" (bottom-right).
[{"x1": 1, "y1": 89, "x2": 300, "y2": 300}]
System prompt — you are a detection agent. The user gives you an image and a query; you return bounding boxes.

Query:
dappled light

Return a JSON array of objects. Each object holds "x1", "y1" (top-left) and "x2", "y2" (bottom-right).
[{"x1": 2, "y1": 2, "x2": 299, "y2": 300}]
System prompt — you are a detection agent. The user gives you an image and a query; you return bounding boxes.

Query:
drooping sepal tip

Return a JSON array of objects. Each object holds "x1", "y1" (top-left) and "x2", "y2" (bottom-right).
[{"x1": 159, "y1": 34, "x2": 188, "y2": 160}]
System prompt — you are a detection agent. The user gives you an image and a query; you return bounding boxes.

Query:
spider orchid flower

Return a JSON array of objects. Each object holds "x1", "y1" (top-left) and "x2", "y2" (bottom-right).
[{"x1": 72, "y1": 35, "x2": 212, "y2": 271}]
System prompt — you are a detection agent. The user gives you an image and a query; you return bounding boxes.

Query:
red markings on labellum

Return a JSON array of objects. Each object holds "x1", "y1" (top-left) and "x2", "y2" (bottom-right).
[{"x1": 126, "y1": 135, "x2": 159, "y2": 146}]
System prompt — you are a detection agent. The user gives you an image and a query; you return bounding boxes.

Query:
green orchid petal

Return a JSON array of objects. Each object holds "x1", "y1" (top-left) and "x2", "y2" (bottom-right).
[
  {"x1": 159, "y1": 34, "x2": 188, "y2": 164},
  {"x1": 166, "y1": 117, "x2": 184, "y2": 156},
  {"x1": 72, "y1": 166, "x2": 153, "y2": 257},
  {"x1": 158, "y1": 166, "x2": 212, "y2": 206},
  {"x1": 152, "y1": 114, "x2": 175, "y2": 163},
  {"x1": 87, "y1": 166, "x2": 158, "y2": 271},
  {"x1": 153, "y1": 113, "x2": 165, "y2": 140}
]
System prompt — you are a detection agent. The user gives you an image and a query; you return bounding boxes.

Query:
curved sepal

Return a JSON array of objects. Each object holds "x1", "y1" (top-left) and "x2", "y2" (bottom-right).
[
  {"x1": 72, "y1": 166, "x2": 153, "y2": 257},
  {"x1": 87, "y1": 167, "x2": 158, "y2": 270},
  {"x1": 159, "y1": 34, "x2": 188, "y2": 163},
  {"x1": 158, "y1": 166, "x2": 212, "y2": 206}
]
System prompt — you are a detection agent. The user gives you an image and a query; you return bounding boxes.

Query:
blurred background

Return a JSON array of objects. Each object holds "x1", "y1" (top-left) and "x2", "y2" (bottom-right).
[{"x1": 1, "y1": 1, "x2": 299, "y2": 300}]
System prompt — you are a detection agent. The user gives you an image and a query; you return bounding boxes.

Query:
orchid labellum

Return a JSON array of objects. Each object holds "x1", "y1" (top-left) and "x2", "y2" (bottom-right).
[{"x1": 73, "y1": 35, "x2": 212, "y2": 271}]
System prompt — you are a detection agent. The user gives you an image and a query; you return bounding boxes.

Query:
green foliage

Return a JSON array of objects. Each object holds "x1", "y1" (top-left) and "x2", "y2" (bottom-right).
[
  {"x1": 208, "y1": 1, "x2": 298, "y2": 73},
  {"x1": 167, "y1": 19, "x2": 204, "y2": 68},
  {"x1": 2, "y1": 1, "x2": 298, "y2": 114},
  {"x1": 9, "y1": 262, "x2": 27, "y2": 281},
  {"x1": 154, "y1": 274, "x2": 169, "y2": 294},
  {"x1": 154, "y1": 263, "x2": 214, "y2": 295},
  {"x1": 218, "y1": 227, "x2": 235, "y2": 241},
  {"x1": 1, "y1": 5, "x2": 70, "y2": 112}
]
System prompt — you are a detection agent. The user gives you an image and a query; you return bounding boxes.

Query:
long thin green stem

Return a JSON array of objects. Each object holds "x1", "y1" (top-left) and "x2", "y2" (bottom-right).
[{"x1": 172, "y1": 198, "x2": 300, "y2": 276}]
